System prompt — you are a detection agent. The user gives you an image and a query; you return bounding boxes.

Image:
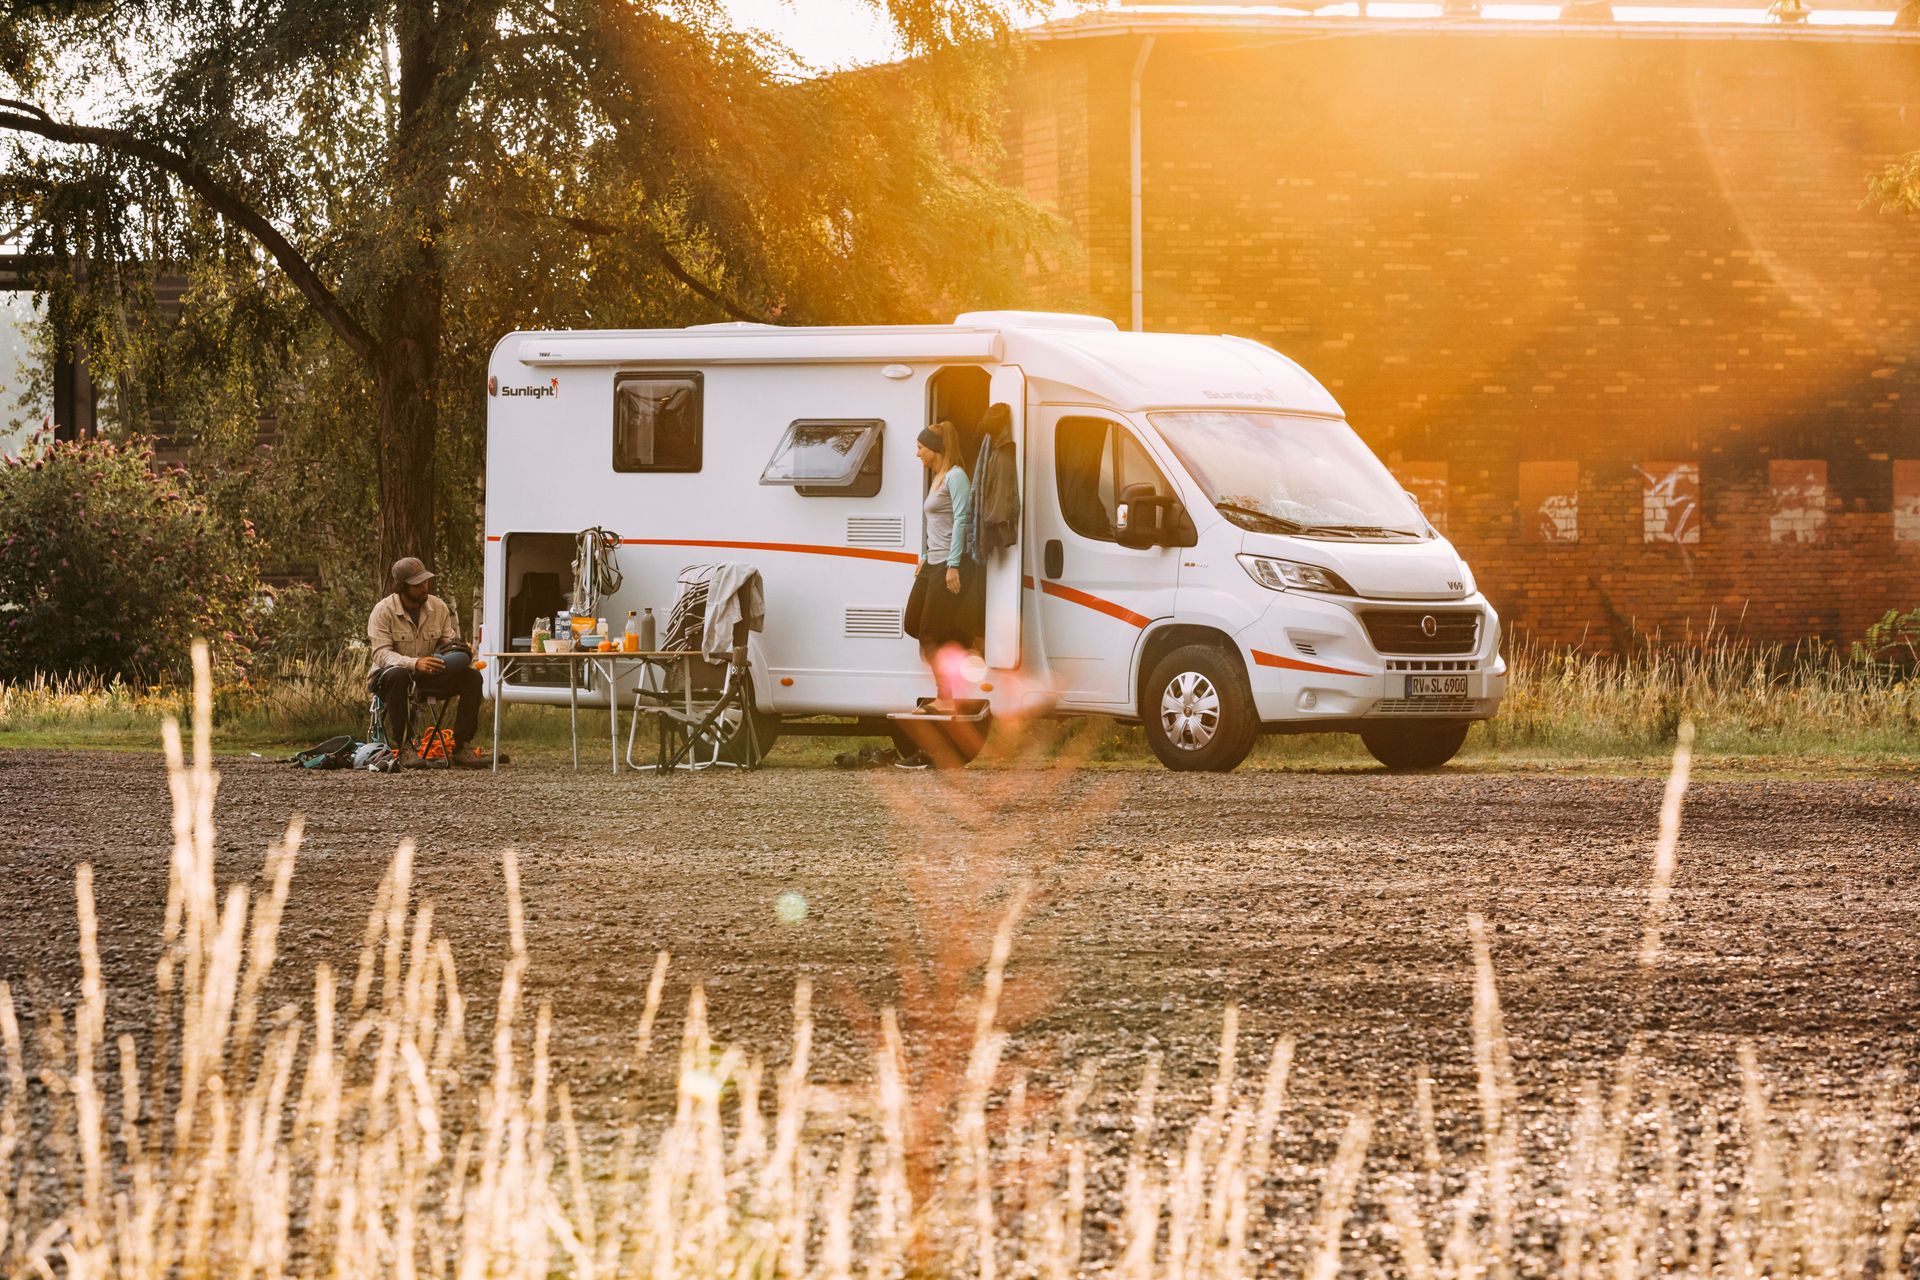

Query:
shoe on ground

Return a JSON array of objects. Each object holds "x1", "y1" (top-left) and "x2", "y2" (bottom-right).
[
  {"x1": 892, "y1": 751, "x2": 931, "y2": 770},
  {"x1": 833, "y1": 750, "x2": 859, "y2": 769},
  {"x1": 449, "y1": 746, "x2": 500, "y2": 769}
]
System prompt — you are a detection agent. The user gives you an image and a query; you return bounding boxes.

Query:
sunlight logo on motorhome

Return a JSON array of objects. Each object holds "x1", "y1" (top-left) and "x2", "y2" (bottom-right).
[{"x1": 488, "y1": 376, "x2": 559, "y2": 399}]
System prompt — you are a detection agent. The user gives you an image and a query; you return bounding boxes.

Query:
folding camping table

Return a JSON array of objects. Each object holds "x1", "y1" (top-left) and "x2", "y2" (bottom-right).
[{"x1": 485, "y1": 650, "x2": 698, "y2": 774}]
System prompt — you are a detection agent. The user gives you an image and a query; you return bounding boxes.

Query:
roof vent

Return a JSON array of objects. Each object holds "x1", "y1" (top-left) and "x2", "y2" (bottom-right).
[{"x1": 953, "y1": 310, "x2": 1118, "y2": 332}]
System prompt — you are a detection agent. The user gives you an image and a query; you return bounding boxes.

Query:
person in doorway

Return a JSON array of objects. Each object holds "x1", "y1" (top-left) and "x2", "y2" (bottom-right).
[
  {"x1": 367, "y1": 556, "x2": 493, "y2": 767},
  {"x1": 904, "y1": 421, "x2": 973, "y2": 715}
]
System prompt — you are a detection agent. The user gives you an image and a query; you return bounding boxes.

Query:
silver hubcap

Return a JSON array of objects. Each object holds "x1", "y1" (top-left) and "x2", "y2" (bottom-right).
[{"x1": 1159, "y1": 671, "x2": 1221, "y2": 751}]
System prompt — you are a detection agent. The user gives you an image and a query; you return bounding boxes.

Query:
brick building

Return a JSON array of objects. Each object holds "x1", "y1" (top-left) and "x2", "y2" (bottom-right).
[{"x1": 1006, "y1": 8, "x2": 1920, "y2": 648}]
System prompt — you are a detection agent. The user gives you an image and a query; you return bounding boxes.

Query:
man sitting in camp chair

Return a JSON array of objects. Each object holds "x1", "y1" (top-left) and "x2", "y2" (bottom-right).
[{"x1": 367, "y1": 556, "x2": 495, "y2": 768}]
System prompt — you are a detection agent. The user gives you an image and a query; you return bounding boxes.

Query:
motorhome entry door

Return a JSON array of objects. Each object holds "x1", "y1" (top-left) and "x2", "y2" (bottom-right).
[{"x1": 1030, "y1": 409, "x2": 1182, "y2": 709}]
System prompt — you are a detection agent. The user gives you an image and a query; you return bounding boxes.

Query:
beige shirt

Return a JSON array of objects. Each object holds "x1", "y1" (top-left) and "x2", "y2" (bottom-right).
[{"x1": 367, "y1": 592, "x2": 461, "y2": 672}]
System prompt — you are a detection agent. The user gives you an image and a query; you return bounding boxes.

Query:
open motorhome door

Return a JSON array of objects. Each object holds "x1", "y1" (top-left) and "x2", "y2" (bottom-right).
[{"x1": 982, "y1": 365, "x2": 1025, "y2": 669}]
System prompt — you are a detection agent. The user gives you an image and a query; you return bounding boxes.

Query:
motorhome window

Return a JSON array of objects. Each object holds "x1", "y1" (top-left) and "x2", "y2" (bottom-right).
[
  {"x1": 1148, "y1": 411, "x2": 1423, "y2": 537},
  {"x1": 760, "y1": 420, "x2": 884, "y2": 497},
  {"x1": 1059, "y1": 418, "x2": 1177, "y2": 544},
  {"x1": 1056, "y1": 418, "x2": 1114, "y2": 540},
  {"x1": 613, "y1": 373, "x2": 702, "y2": 472}
]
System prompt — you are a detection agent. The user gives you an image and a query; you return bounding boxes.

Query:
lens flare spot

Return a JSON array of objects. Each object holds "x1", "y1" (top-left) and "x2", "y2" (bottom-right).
[{"x1": 775, "y1": 891, "x2": 808, "y2": 924}]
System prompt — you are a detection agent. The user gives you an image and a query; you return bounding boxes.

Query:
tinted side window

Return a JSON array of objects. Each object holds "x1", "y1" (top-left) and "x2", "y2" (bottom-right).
[
  {"x1": 614, "y1": 372, "x2": 702, "y2": 472},
  {"x1": 1056, "y1": 417, "x2": 1113, "y2": 541},
  {"x1": 1057, "y1": 418, "x2": 1175, "y2": 543}
]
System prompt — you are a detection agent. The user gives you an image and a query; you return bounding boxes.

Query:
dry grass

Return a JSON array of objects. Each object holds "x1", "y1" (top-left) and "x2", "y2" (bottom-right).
[
  {"x1": 0, "y1": 643, "x2": 1916, "y2": 1279},
  {"x1": 1481, "y1": 634, "x2": 1920, "y2": 759},
  {"x1": 7, "y1": 633, "x2": 1920, "y2": 765}
]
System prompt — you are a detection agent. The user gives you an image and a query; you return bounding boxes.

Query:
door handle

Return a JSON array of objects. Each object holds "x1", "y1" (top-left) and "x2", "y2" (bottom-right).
[{"x1": 1044, "y1": 539, "x2": 1063, "y2": 579}]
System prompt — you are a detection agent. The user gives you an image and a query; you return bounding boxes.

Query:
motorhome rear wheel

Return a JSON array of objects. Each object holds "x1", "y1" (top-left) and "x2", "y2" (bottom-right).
[
  {"x1": 1359, "y1": 721, "x2": 1470, "y2": 771},
  {"x1": 1142, "y1": 644, "x2": 1259, "y2": 773}
]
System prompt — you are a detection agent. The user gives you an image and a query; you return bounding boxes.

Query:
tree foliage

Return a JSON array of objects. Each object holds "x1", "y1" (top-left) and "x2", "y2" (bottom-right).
[
  {"x1": 1869, "y1": 149, "x2": 1920, "y2": 218},
  {"x1": 0, "y1": 432, "x2": 266, "y2": 682},
  {"x1": 0, "y1": 0, "x2": 1067, "y2": 637}
]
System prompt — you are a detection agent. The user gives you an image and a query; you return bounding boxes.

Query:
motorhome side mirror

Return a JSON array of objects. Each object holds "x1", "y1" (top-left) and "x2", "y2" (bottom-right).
[{"x1": 1116, "y1": 483, "x2": 1164, "y2": 550}]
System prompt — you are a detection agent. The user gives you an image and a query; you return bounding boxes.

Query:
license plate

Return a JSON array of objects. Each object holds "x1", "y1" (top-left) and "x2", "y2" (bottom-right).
[{"x1": 1406, "y1": 675, "x2": 1469, "y2": 698}]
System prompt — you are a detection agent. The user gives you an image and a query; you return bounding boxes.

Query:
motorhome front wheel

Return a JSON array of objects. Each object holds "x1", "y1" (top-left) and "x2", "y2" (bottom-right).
[
  {"x1": 1359, "y1": 721, "x2": 1470, "y2": 771},
  {"x1": 1142, "y1": 645, "x2": 1259, "y2": 773}
]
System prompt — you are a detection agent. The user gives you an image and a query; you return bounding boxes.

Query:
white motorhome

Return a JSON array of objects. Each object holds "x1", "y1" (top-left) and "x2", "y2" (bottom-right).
[{"x1": 482, "y1": 311, "x2": 1505, "y2": 771}]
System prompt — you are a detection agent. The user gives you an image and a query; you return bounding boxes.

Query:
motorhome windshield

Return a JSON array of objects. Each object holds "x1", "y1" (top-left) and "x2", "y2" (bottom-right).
[{"x1": 1147, "y1": 412, "x2": 1424, "y2": 537}]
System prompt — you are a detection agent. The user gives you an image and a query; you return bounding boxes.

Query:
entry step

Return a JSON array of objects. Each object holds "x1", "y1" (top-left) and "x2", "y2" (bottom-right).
[{"x1": 886, "y1": 699, "x2": 991, "y2": 725}]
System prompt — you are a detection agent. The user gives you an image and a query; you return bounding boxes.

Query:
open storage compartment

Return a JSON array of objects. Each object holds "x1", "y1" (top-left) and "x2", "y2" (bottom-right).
[{"x1": 502, "y1": 532, "x2": 585, "y2": 690}]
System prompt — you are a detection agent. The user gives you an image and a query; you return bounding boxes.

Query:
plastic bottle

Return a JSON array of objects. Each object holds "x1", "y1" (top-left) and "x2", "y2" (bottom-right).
[
  {"x1": 639, "y1": 607, "x2": 657, "y2": 652},
  {"x1": 623, "y1": 611, "x2": 640, "y2": 652}
]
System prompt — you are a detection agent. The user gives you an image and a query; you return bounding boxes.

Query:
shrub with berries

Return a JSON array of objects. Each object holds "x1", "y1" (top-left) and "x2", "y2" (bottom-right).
[{"x1": 0, "y1": 433, "x2": 266, "y2": 682}]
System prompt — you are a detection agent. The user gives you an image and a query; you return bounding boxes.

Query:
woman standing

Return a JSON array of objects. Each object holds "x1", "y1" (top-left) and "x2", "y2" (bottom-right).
[{"x1": 905, "y1": 421, "x2": 973, "y2": 714}]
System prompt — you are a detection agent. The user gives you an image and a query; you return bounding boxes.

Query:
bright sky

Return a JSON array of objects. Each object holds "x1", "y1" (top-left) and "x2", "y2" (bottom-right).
[
  {"x1": 721, "y1": 0, "x2": 1897, "y2": 71},
  {"x1": 719, "y1": 0, "x2": 909, "y2": 70}
]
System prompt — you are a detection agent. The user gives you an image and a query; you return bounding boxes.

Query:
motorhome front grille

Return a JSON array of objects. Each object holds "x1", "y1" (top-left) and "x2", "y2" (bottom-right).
[
  {"x1": 1359, "y1": 609, "x2": 1481, "y2": 655},
  {"x1": 1374, "y1": 696, "x2": 1481, "y2": 715},
  {"x1": 845, "y1": 515, "x2": 905, "y2": 549},
  {"x1": 845, "y1": 607, "x2": 904, "y2": 639},
  {"x1": 1385, "y1": 659, "x2": 1480, "y2": 673}
]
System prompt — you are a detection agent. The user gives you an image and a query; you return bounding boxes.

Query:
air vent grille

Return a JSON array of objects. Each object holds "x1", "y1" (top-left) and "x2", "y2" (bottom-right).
[
  {"x1": 846, "y1": 515, "x2": 905, "y2": 548},
  {"x1": 845, "y1": 607, "x2": 904, "y2": 639},
  {"x1": 1375, "y1": 696, "x2": 1481, "y2": 715}
]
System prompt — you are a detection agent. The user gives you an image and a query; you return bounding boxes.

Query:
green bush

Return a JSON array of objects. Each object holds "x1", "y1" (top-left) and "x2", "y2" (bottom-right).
[{"x1": 0, "y1": 432, "x2": 265, "y2": 682}]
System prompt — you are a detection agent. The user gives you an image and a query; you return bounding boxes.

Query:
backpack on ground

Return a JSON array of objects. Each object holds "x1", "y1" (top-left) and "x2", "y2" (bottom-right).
[{"x1": 290, "y1": 734, "x2": 360, "y2": 770}]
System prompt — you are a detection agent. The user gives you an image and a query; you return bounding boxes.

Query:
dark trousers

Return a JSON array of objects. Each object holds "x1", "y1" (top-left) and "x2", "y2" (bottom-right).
[{"x1": 370, "y1": 664, "x2": 483, "y2": 747}]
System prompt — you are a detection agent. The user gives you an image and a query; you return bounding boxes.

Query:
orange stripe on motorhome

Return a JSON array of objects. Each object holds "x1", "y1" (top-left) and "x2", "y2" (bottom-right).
[
  {"x1": 622, "y1": 538, "x2": 918, "y2": 565},
  {"x1": 484, "y1": 534, "x2": 912, "y2": 564},
  {"x1": 1250, "y1": 648, "x2": 1364, "y2": 678},
  {"x1": 1037, "y1": 580, "x2": 1151, "y2": 630}
]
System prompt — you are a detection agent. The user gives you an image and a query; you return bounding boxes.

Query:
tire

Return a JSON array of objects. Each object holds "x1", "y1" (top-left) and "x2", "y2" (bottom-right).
[
  {"x1": 1359, "y1": 720, "x2": 1470, "y2": 771},
  {"x1": 722, "y1": 703, "x2": 779, "y2": 766},
  {"x1": 890, "y1": 713, "x2": 991, "y2": 770},
  {"x1": 1141, "y1": 644, "x2": 1259, "y2": 773}
]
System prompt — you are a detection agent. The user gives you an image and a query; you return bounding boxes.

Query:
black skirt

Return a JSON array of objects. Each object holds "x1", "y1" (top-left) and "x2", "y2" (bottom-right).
[{"x1": 905, "y1": 562, "x2": 976, "y2": 649}]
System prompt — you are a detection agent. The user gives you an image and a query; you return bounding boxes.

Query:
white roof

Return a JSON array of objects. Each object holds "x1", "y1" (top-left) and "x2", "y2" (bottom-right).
[{"x1": 501, "y1": 311, "x2": 1344, "y2": 418}]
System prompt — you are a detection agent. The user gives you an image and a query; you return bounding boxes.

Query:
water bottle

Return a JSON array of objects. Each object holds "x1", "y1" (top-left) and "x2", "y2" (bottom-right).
[{"x1": 639, "y1": 607, "x2": 657, "y2": 652}]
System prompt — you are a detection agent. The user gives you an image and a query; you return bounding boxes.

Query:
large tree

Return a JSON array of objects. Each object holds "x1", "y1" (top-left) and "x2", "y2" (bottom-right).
[{"x1": 0, "y1": 0, "x2": 1058, "y2": 590}]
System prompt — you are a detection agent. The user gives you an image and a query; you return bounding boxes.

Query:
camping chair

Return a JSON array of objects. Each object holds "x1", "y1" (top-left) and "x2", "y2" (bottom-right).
[
  {"x1": 628, "y1": 563, "x2": 767, "y2": 771},
  {"x1": 369, "y1": 677, "x2": 455, "y2": 770}
]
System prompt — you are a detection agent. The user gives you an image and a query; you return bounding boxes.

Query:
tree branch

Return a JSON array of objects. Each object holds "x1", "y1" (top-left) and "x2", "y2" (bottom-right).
[
  {"x1": 560, "y1": 213, "x2": 774, "y2": 324},
  {"x1": 0, "y1": 99, "x2": 378, "y2": 366}
]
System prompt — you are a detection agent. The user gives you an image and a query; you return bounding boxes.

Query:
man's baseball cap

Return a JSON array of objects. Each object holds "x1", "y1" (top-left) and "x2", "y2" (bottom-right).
[{"x1": 392, "y1": 556, "x2": 436, "y2": 587}]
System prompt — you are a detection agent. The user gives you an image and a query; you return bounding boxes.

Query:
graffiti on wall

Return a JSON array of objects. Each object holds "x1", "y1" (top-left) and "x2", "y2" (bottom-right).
[
  {"x1": 1640, "y1": 460, "x2": 1701, "y2": 545},
  {"x1": 1895, "y1": 460, "x2": 1920, "y2": 544},
  {"x1": 1769, "y1": 459, "x2": 1828, "y2": 545},
  {"x1": 1518, "y1": 460, "x2": 1579, "y2": 543}
]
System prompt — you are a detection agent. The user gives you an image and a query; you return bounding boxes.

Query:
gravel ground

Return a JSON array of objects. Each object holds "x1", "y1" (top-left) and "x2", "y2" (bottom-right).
[
  {"x1": 5, "y1": 748, "x2": 1915, "y2": 1102},
  {"x1": 2, "y1": 746, "x2": 1917, "y2": 1259}
]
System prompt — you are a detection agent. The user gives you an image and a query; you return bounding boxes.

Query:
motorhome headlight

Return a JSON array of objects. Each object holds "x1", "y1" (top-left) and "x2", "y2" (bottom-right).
[{"x1": 1235, "y1": 554, "x2": 1355, "y2": 596}]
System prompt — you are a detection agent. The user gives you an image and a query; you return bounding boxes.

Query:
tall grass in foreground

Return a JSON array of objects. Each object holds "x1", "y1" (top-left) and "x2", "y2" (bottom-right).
[{"x1": 2, "y1": 645, "x2": 1916, "y2": 1279}]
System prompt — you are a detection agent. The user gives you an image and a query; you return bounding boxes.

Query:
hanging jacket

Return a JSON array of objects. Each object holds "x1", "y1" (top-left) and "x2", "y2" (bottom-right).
[{"x1": 969, "y1": 403, "x2": 1020, "y2": 560}]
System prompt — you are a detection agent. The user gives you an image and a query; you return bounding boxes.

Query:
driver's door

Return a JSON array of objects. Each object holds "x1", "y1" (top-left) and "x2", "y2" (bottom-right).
[{"x1": 1029, "y1": 411, "x2": 1183, "y2": 709}]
